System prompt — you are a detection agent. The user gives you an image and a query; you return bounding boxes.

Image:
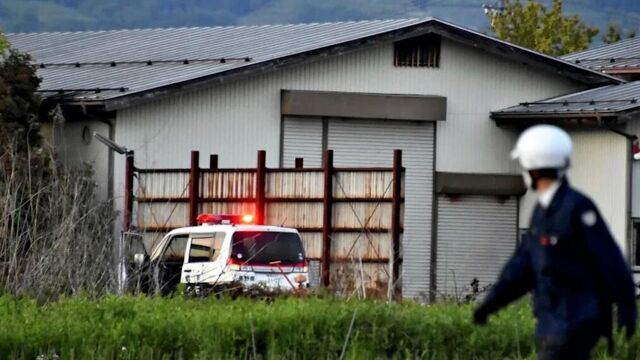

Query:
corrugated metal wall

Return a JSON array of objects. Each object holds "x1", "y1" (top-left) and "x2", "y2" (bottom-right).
[
  {"x1": 132, "y1": 159, "x2": 403, "y2": 292},
  {"x1": 281, "y1": 117, "x2": 413, "y2": 289},
  {"x1": 624, "y1": 120, "x2": 640, "y2": 219},
  {"x1": 55, "y1": 119, "x2": 111, "y2": 201},
  {"x1": 326, "y1": 119, "x2": 433, "y2": 299},
  {"x1": 111, "y1": 36, "x2": 582, "y2": 297},
  {"x1": 136, "y1": 172, "x2": 190, "y2": 230},
  {"x1": 570, "y1": 131, "x2": 629, "y2": 252},
  {"x1": 282, "y1": 117, "x2": 432, "y2": 297},
  {"x1": 328, "y1": 168, "x2": 401, "y2": 294},
  {"x1": 626, "y1": 119, "x2": 640, "y2": 273},
  {"x1": 264, "y1": 170, "x2": 324, "y2": 268},
  {"x1": 436, "y1": 195, "x2": 517, "y2": 298},
  {"x1": 114, "y1": 37, "x2": 580, "y2": 189},
  {"x1": 281, "y1": 117, "x2": 323, "y2": 167}
]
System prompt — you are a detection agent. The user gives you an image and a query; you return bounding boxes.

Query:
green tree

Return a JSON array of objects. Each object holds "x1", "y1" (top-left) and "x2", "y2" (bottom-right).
[
  {"x1": 0, "y1": 49, "x2": 42, "y2": 153},
  {"x1": 0, "y1": 32, "x2": 7, "y2": 52},
  {"x1": 602, "y1": 22, "x2": 636, "y2": 44},
  {"x1": 487, "y1": 0, "x2": 599, "y2": 56},
  {"x1": 0, "y1": 39, "x2": 117, "y2": 301}
]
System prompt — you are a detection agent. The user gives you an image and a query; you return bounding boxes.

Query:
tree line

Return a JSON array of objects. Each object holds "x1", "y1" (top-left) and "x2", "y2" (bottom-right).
[{"x1": 487, "y1": 0, "x2": 636, "y2": 56}]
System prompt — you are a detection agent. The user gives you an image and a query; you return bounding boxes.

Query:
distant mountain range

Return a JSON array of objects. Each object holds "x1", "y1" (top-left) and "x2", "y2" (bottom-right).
[{"x1": 1, "y1": 0, "x2": 638, "y2": 46}]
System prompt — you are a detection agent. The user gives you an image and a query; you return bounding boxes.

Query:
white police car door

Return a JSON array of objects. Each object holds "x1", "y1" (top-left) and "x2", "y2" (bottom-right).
[{"x1": 181, "y1": 233, "x2": 226, "y2": 284}]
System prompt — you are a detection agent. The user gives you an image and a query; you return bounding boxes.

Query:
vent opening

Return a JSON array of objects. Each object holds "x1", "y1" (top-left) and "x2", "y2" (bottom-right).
[{"x1": 394, "y1": 34, "x2": 441, "y2": 68}]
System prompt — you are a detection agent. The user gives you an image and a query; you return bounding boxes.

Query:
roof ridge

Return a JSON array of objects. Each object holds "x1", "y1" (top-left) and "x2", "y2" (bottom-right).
[
  {"x1": 7, "y1": 18, "x2": 430, "y2": 36},
  {"x1": 7, "y1": 16, "x2": 619, "y2": 109}
]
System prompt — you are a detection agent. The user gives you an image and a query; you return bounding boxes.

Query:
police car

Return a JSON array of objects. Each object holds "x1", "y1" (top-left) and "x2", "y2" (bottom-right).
[{"x1": 148, "y1": 214, "x2": 309, "y2": 296}]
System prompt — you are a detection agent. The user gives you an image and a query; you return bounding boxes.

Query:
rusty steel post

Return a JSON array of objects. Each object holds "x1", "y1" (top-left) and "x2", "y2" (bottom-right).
[
  {"x1": 391, "y1": 149, "x2": 403, "y2": 297},
  {"x1": 188, "y1": 150, "x2": 200, "y2": 226},
  {"x1": 321, "y1": 150, "x2": 334, "y2": 287},
  {"x1": 209, "y1": 154, "x2": 218, "y2": 169},
  {"x1": 255, "y1": 150, "x2": 267, "y2": 225},
  {"x1": 295, "y1": 157, "x2": 304, "y2": 169},
  {"x1": 123, "y1": 151, "x2": 135, "y2": 232}
]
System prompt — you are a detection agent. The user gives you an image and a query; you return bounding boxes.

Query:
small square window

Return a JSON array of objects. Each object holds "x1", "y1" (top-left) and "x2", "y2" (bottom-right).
[{"x1": 394, "y1": 34, "x2": 441, "y2": 68}]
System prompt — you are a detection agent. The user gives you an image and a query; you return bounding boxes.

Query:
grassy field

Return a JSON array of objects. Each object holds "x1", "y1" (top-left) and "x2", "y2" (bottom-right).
[{"x1": 0, "y1": 294, "x2": 637, "y2": 359}]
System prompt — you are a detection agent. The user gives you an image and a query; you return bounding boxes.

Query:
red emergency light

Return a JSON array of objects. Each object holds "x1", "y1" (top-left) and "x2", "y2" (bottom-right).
[
  {"x1": 241, "y1": 214, "x2": 254, "y2": 223},
  {"x1": 197, "y1": 213, "x2": 254, "y2": 225}
]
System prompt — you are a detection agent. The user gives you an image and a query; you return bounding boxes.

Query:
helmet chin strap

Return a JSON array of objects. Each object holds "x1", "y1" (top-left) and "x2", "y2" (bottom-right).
[{"x1": 522, "y1": 171, "x2": 533, "y2": 189}]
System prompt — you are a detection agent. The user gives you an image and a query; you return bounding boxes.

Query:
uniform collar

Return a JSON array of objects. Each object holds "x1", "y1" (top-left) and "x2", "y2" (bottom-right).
[
  {"x1": 538, "y1": 181, "x2": 561, "y2": 208},
  {"x1": 543, "y1": 179, "x2": 569, "y2": 215}
]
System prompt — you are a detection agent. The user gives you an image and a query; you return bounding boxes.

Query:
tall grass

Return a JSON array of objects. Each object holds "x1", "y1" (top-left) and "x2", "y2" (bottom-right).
[
  {"x1": 0, "y1": 295, "x2": 537, "y2": 359},
  {"x1": 3, "y1": 294, "x2": 637, "y2": 359},
  {"x1": 0, "y1": 139, "x2": 116, "y2": 301}
]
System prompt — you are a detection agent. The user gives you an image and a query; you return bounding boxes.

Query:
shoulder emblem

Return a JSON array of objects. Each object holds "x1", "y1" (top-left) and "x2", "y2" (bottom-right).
[{"x1": 581, "y1": 210, "x2": 597, "y2": 227}]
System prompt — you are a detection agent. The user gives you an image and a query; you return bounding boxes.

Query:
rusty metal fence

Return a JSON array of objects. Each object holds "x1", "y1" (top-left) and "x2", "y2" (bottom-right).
[{"x1": 124, "y1": 150, "x2": 404, "y2": 297}]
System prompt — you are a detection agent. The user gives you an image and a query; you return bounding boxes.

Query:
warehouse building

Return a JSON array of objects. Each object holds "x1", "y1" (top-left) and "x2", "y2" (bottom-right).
[{"x1": 8, "y1": 18, "x2": 636, "y2": 300}]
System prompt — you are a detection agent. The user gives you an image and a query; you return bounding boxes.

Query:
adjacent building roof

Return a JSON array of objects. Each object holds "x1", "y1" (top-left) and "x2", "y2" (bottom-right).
[
  {"x1": 492, "y1": 80, "x2": 640, "y2": 124},
  {"x1": 7, "y1": 18, "x2": 620, "y2": 110},
  {"x1": 563, "y1": 37, "x2": 640, "y2": 75}
]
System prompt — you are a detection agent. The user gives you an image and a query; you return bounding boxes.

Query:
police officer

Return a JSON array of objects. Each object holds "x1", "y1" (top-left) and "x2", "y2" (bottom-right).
[{"x1": 473, "y1": 125, "x2": 637, "y2": 359}]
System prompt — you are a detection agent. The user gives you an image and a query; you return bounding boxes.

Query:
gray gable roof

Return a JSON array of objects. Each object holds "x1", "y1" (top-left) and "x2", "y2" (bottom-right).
[
  {"x1": 492, "y1": 80, "x2": 640, "y2": 123},
  {"x1": 562, "y1": 37, "x2": 640, "y2": 74},
  {"x1": 8, "y1": 19, "x2": 426, "y2": 107},
  {"x1": 7, "y1": 18, "x2": 620, "y2": 110}
]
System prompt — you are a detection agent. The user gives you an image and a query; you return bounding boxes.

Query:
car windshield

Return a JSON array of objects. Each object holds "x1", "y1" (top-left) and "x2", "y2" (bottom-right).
[{"x1": 231, "y1": 231, "x2": 305, "y2": 264}]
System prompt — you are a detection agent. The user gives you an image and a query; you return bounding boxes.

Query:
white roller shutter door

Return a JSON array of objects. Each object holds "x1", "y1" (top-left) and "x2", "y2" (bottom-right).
[
  {"x1": 281, "y1": 117, "x2": 323, "y2": 167},
  {"x1": 327, "y1": 119, "x2": 435, "y2": 299},
  {"x1": 281, "y1": 117, "x2": 324, "y2": 287},
  {"x1": 436, "y1": 195, "x2": 517, "y2": 298}
]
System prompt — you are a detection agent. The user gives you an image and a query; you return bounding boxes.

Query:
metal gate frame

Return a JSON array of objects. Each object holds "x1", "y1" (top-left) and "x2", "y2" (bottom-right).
[{"x1": 123, "y1": 149, "x2": 405, "y2": 296}]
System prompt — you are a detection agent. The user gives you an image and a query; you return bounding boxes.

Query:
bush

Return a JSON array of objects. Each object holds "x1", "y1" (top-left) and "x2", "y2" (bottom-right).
[{"x1": 2, "y1": 294, "x2": 635, "y2": 359}]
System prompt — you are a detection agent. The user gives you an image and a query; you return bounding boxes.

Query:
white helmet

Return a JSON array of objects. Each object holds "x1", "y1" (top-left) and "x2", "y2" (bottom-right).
[{"x1": 511, "y1": 125, "x2": 572, "y2": 170}]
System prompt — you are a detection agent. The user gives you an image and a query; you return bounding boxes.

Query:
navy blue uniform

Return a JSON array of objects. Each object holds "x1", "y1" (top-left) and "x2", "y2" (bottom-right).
[{"x1": 474, "y1": 180, "x2": 637, "y2": 359}]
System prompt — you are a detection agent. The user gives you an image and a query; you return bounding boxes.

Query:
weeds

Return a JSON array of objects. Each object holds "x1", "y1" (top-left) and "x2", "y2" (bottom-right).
[
  {"x1": 0, "y1": 294, "x2": 536, "y2": 359},
  {"x1": 1, "y1": 294, "x2": 636, "y2": 359},
  {"x1": 0, "y1": 140, "x2": 117, "y2": 302}
]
